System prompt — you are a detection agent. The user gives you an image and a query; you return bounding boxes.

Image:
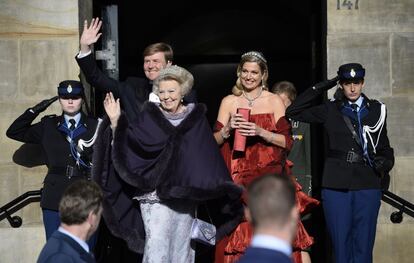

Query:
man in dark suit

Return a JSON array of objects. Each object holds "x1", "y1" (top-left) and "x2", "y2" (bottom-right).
[
  {"x1": 76, "y1": 17, "x2": 197, "y2": 121},
  {"x1": 286, "y1": 63, "x2": 394, "y2": 263},
  {"x1": 37, "y1": 179, "x2": 103, "y2": 263},
  {"x1": 6, "y1": 80, "x2": 99, "y2": 240},
  {"x1": 238, "y1": 174, "x2": 297, "y2": 263}
]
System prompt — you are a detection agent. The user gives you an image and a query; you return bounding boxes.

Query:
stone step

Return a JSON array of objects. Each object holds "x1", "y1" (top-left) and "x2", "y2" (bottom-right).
[{"x1": 0, "y1": 226, "x2": 45, "y2": 262}]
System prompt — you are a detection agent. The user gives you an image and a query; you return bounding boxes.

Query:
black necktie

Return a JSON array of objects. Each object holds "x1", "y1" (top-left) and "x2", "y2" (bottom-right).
[
  {"x1": 69, "y1": 119, "x2": 76, "y2": 131},
  {"x1": 350, "y1": 103, "x2": 358, "y2": 112}
]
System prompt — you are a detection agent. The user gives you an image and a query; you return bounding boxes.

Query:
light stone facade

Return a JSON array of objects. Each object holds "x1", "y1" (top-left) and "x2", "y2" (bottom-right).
[{"x1": 0, "y1": 1, "x2": 83, "y2": 262}]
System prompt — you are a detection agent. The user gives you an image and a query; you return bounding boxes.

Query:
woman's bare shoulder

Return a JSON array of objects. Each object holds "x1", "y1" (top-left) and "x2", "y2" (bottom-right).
[{"x1": 221, "y1": 94, "x2": 239, "y2": 105}]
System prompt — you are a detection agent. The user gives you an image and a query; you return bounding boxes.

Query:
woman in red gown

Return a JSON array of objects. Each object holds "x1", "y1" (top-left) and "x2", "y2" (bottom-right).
[{"x1": 213, "y1": 51, "x2": 318, "y2": 263}]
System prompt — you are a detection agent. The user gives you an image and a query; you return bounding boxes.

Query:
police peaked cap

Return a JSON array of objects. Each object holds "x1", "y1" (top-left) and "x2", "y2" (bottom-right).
[
  {"x1": 337, "y1": 63, "x2": 365, "y2": 81},
  {"x1": 57, "y1": 80, "x2": 84, "y2": 96}
]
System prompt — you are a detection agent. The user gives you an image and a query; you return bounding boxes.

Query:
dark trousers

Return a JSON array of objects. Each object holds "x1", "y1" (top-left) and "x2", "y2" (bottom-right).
[
  {"x1": 42, "y1": 209, "x2": 60, "y2": 240},
  {"x1": 42, "y1": 208, "x2": 97, "y2": 249},
  {"x1": 322, "y1": 188, "x2": 381, "y2": 263}
]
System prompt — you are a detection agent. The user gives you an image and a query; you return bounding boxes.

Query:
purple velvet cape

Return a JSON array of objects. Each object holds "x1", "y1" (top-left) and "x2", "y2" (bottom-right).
[{"x1": 92, "y1": 102, "x2": 243, "y2": 253}]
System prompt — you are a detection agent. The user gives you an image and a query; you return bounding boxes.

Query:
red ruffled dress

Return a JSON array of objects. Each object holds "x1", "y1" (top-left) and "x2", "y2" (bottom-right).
[{"x1": 214, "y1": 114, "x2": 320, "y2": 263}]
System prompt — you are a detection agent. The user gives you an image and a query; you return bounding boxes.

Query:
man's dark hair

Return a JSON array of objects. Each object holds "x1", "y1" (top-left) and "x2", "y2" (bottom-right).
[
  {"x1": 59, "y1": 179, "x2": 103, "y2": 225},
  {"x1": 247, "y1": 174, "x2": 296, "y2": 227}
]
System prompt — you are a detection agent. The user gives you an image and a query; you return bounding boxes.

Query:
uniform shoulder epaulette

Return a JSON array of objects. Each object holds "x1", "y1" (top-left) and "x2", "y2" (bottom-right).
[{"x1": 370, "y1": 99, "x2": 384, "y2": 106}]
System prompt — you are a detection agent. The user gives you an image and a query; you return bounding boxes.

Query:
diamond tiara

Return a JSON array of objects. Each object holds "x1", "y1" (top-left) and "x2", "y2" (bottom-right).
[
  {"x1": 241, "y1": 51, "x2": 267, "y2": 63},
  {"x1": 158, "y1": 65, "x2": 184, "y2": 78}
]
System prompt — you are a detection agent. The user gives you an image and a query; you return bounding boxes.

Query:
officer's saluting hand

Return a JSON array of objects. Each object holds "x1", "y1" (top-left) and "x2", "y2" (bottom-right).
[{"x1": 29, "y1": 96, "x2": 58, "y2": 114}]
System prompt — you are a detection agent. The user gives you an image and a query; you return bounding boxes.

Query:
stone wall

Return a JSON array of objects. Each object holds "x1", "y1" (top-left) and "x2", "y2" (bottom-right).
[
  {"x1": 0, "y1": 1, "x2": 81, "y2": 262},
  {"x1": 327, "y1": 0, "x2": 414, "y2": 262}
]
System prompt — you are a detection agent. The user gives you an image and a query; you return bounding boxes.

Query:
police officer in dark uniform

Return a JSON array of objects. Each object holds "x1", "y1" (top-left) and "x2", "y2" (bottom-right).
[
  {"x1": 6, "y1": 80, "x2": 99, "y2": 241},
  {"x1": 286, "y1": 63, "x2": 394, "y2": 263}
]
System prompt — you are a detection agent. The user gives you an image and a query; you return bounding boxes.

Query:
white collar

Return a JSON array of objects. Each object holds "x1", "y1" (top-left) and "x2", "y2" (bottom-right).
[
  {"x1": 251, "y1": 234, "x2": 292, "y2": 257},
  {"x1": 348, "y1": 96, "x2": 364, "y2": 109},
  {"x1": 58, "y1": 226, "x2": 89, "y2": 253},
  {"x1": 64, "y1": 112, "x2": 81, "y2": 127}
]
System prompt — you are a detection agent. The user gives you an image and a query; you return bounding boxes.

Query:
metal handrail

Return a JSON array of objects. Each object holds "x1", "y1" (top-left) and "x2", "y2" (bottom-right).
[
  {"x1": 382, "y1": 190, "x2": 414, "y2": 223},
  {"x1": 0, "y1": 188, "x2": 412, "y2": 226},
  {"x1": 0, "y1": 189, "x2": 42, "y2": 227}
]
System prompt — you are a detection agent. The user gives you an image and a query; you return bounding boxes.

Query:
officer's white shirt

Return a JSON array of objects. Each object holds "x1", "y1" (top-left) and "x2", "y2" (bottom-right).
[{"x1": 64, "y1": 113, "x2": 81, "y2": 129}]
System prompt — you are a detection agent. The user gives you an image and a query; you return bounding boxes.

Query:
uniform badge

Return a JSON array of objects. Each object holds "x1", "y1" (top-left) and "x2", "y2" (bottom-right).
[
  {"x1": 67, "y1": 84, "x2": 73, "y2": 93},
  {"x1": 292, "y1": 134, "x2": 303, "y2": 141},
  {"x1": 350, "y1": 69, "x2": 356, "y2": 78}
]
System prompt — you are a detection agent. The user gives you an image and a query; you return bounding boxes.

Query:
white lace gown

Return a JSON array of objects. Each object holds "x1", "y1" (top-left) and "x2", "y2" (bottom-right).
[
  {"x1": 138, "y1": 192, "x2": 195, "y2": 263},
  {"x1": 138, "y1": 104, "x2": 196, "y2": 263}
]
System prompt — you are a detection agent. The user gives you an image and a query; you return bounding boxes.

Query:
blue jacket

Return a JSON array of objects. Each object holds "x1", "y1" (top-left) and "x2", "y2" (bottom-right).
[
  {"x1": 37, "y1": 230, "x2": 95, "y2": 263},
  {"x1": 238, "y1": 247, "x2": 293, "y2": 263}
]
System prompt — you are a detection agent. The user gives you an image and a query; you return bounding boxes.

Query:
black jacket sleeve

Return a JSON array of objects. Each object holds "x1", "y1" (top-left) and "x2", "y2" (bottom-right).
[
  {"x1": 285, "y1": 86, "x2": 329, "y2": 124},
  {"x1": 75, "y1": 53, "x2": 121, "y2": 98},
  {"x1": 6, "y1": 109, "x2": 44, "y2": 143}
]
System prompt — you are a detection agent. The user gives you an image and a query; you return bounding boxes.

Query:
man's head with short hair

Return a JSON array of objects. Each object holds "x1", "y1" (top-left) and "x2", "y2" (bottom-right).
[
  {"x1": 59, "y1": 179, "x2": 103, "y2": 226},
  {"x1": 143, "y1": 42, "x2": 174, "y2": 64},
  {"x1": 247, "y1": 174, "x2": 297, "y2": 236},
  {"x1": 272, "y1": 81, "x2": 297, "y2": 108},
  {"x1": 142, "y1": 43, "x2": 174, "y2": 81}
]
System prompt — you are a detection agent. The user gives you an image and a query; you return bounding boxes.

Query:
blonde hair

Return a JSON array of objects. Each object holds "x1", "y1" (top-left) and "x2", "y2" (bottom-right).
[{"x1": 232, "y1": 51, "x2": 269, "y2": 96}]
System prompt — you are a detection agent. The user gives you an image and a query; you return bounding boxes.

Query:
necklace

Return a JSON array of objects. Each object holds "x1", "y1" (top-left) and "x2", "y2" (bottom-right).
[{"x1": 242, "y1": 87, "x2": 263, "y2": 107}]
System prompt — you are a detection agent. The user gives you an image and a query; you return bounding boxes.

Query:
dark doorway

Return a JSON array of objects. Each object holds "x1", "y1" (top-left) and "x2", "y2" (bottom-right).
[
  {"x1": 114, "y1": 3, "x2": 325, "y2": 125},
  {"x1": 91, "y1": 1, "x2": 330, "y2": 262}
]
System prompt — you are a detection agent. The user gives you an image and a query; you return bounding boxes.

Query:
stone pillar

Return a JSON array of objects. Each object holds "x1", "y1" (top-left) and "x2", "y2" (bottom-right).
[
  {"x1": 327, "y1": 0, "x2": 414, "y2": 262},
  {"x1": 0, "y1": 1, "x2": 83, "y2": 261}
]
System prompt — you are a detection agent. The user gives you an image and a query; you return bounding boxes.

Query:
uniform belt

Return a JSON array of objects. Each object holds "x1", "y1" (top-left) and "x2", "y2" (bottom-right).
[
  {"x1": 328, "y1": 150, "x2": 365, "y2": 164},
  {"x1": 48, "y1": 166, "x2": 89, "y2": 179}
]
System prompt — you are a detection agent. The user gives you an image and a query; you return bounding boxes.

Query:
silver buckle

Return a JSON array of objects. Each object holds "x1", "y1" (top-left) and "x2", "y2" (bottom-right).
[
  {"x1": 346, "y1": 151, "x2": 355, "y2": 163},
  {"x1": 66, "y1": 165, "x2": 74, "y2": 179}
]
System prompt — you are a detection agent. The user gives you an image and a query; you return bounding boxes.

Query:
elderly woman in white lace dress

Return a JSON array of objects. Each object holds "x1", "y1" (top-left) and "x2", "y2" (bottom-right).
[{"x1": 95, "y1": 65, "x2": 243, "y2": 263}]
